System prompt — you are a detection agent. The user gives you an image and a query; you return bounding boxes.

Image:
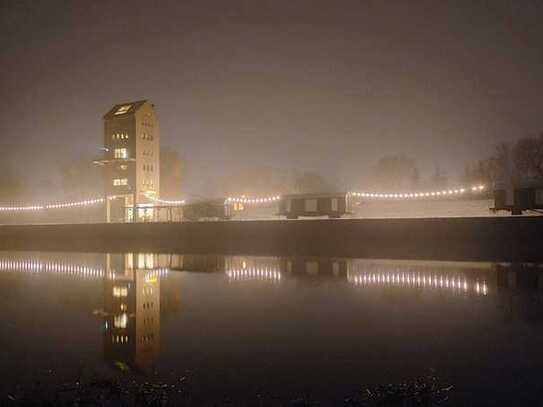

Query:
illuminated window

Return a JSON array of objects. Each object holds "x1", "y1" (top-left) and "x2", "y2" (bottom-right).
[
  {"x1": 114, "y1": 313, "x2": 128, "y2": 329},
  {"x1": 120, "y1": 303, "x2": 127, "y2": 311},
  {"x1": 138, "y1": 253, "x2": 154, "y2": 269},
  {"x1": 142, "y1": 179, "x2": 154, "y2": 189},
  {"x1": 114, "y1": 148, "x2": 128, "y2": 159},
  {"x1": 119, "y1": 164, "x2": 128, "y2": 171},
  {"x1": 113, "y1": 286, "x2": 128, "y2": 297},
  {"x1": 114, "y1": 105, "x2": 132, "y2": 115},
  {"x1": 113, "y1": 178, "x2": 128, "y2": 186}
]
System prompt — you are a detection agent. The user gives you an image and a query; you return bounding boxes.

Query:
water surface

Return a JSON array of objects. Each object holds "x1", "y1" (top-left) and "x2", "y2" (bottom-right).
[{"x1": 1, "y1": 252, "x2": 543, "y2": 405}]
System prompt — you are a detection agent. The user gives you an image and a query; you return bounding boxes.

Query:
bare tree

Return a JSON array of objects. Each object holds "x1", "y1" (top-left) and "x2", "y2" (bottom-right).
[
  {"x1": 0, "y1": 164, "x2": 26, "y2": 203},
  {"x1": 293, "y1": 171, "x2": 335, "y2": 193},
  {"x1": 463, "y1": 143, "x2": 512, "y2": 185},
  {"x1": 513, "y1": 134, "x2": 543, "y2": 179},
  {"x1": 160, "y1": 147, "x2": 184, "y2": 199},
  {"x1": 371, "y1": 155, "x2": 420, "y2": 190},
  {"x1": 59, "y1": 156, "x2": 103, "y2": 200},
  {"x1": 221, "y1": 167, "x2": 287, "y2": 197}
]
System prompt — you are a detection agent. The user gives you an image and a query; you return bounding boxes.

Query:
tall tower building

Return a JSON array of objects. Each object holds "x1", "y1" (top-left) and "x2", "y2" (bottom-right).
[{"x1": 102, "y1": 100, "x2": 160, "y2": 222}]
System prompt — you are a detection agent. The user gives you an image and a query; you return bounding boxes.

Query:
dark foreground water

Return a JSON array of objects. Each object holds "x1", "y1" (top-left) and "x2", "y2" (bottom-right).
[{"x1": 1, "y1": 251, "x2": 543, "y2": 406}]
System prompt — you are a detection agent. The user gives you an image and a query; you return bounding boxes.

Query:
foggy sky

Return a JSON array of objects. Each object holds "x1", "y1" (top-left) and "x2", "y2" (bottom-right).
[{"x1": 2, "y1": 0, "x2": 543, "y2": 198}]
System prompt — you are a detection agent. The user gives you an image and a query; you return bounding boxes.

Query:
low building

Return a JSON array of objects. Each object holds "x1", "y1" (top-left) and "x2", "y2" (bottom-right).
[
  {"x1": 277, "y1": 192, "x2": 351, "y2": 219},
  {"x1": 493, "y1": 180, "x2": 543, "y2": 215}
]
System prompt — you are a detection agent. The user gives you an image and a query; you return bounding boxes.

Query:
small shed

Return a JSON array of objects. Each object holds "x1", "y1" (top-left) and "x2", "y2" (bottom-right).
[
  {"x1": 493, "y1": 180, "x2": 543, "y2": 215},
  {"x1": 278, "y1": 193, "x2": 351, "y2": 219}
]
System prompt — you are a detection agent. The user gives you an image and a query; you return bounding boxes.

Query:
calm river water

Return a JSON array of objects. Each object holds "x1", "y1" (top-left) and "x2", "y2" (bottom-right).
[{"x1": 1, "y1": 251, "x2": 543, "y2": 406}]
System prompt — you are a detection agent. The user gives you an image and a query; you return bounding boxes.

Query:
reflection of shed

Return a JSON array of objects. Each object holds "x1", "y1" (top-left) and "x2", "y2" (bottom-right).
[
  {"x1": 493, "y1": 181, "x2": 543, "y2": 215},
  {"x1": 281, "y1": 257, "x2": 347, "y2": 277},
  {"x1": 181, "y1": 254, "x2": 226, "y2": 272},
  {"x1": 278, "y1": 193, "x2": 351, "y2": 219}
]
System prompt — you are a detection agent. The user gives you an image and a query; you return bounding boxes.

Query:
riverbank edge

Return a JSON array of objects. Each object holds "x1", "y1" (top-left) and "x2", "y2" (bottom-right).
[{"x1": 1, "y1": 216, "x2": 542, "y2": 262}]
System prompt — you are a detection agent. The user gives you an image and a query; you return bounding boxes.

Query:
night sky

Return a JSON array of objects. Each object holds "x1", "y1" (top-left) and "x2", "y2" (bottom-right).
[{"x1": 2, "y1": 0, "x2": 543, "y2": 198}]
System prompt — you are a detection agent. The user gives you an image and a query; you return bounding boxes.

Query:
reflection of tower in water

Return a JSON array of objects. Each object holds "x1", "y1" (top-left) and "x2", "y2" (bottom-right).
[{"x1": 103, "y1": 253, "x2": 165, "y2": 371}]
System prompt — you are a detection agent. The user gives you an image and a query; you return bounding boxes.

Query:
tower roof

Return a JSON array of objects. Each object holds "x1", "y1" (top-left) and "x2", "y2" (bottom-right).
[{"x1": 103, "y1": 100, "x2": 149, "y2": 119}]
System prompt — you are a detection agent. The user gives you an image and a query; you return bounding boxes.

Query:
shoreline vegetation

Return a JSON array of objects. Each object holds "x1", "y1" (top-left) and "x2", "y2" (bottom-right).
[{"x1": 4, "y1": 370, "x2": 453, "y2": 406}]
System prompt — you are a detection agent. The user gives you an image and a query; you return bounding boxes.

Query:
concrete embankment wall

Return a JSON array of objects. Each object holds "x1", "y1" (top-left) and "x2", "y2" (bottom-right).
[{"x1": 0, "y1": 217, "x2": 542, "y2": 262}]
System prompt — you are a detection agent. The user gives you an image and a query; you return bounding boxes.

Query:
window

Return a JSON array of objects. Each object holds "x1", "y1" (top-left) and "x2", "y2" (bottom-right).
[
  {"x1": 304, "y1": 199, "x2": 318, "y2": 212},
  {"x1": 537, "y1": 189, "x2": 543, "y2": 205},
  {"x1": 114, "y1": 148, "x2": 128, "y2": 159},
  {"x1": 114, "y1": 105, "x2": 132, "y2": 115},
  {"x1": 332, "y1": 262, "x2": 339, "y2": 276},
  {"x1": 113, "y1": 178, "x2": 128, "y2": 186},
  {"x1": 331, "y1": 198, "x2": 338, "y2": 212},
  {"x1": 119, "y1": 164, "x2": 128, "y2": 171},
  {"x1": 114, "y1": 313, "x2": 128, "y2": 329},
  {"x1": 113, "y1": 286, "x2": 128, "y2": 297},
  {"x1": 306, "y1": 261, "x2": 319, "y2": 275}
]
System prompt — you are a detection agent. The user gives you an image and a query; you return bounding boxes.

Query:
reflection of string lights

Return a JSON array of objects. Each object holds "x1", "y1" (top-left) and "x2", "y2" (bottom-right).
[
  {"x1": 0, "y1": 259, "x2": 105, "y2": 278},
  {"x1": 348, "y1": 185, "x2": 486, "y2": 200},
  {"x1": 145, "y1": 268, "x2": 169, "y2": 282},
  {"x1": 347, "y1": 271, "x2": 488, "y2": 295},
  {"x1": 226, "y1": 267, "x2": 282, "y2": 282},
  {"x1": 225, "y1": 196, "x2": 281, "y2": 205},
  {"x1": 0, "y1": 258, "x2": 170, "y2": 280}
]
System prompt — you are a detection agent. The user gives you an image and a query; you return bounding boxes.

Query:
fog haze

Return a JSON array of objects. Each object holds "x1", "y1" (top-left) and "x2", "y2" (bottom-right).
[{"x1": 2, "y1": 0, "x2": 543, "y2": 198}]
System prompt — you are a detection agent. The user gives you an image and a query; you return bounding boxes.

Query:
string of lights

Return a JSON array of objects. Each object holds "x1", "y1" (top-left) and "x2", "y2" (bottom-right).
[
  {"x1": 0, "y1": 197, "x2": 105, "y2": 212},
  {"x1": 0, "y1": 184, "x2": 487, "y2": 213},
  {"x1": 225, "y1": 195, "x2": 281, "y2": 205},
  {"x1": 143, "y1": 193, "x2": 185, "y2": 206},
  {"x1": 348, "y1": 184, "x2": 486, "y2": 200},
  {"x1": 226, "y1": 267, "x2": 282, "y2": 282}
]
